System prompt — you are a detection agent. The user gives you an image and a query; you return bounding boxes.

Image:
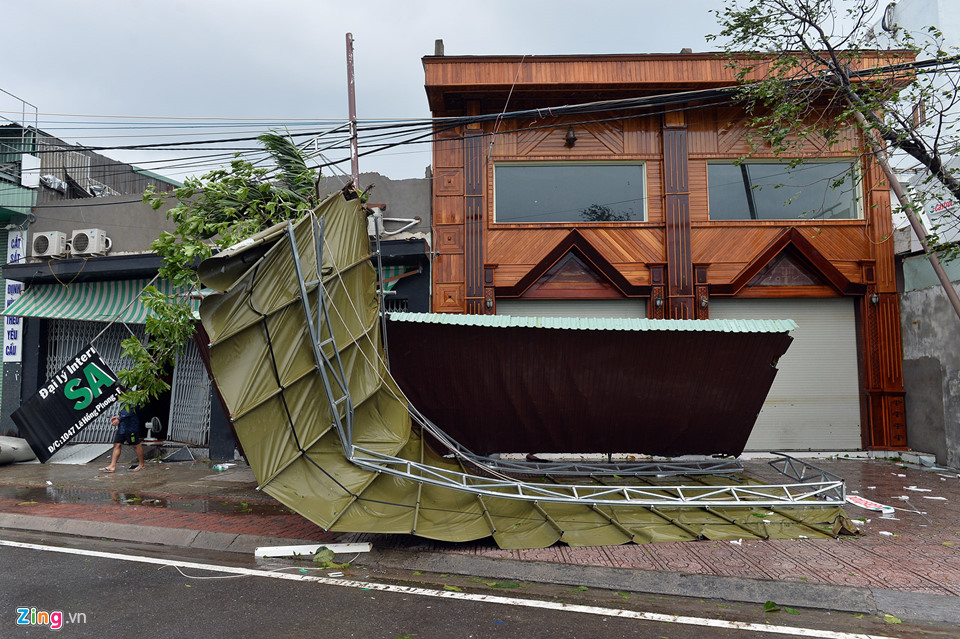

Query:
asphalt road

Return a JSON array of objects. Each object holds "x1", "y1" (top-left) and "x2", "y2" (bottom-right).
[{"x1": 0, "y1": 532, "x2": 954, "y2": 639}]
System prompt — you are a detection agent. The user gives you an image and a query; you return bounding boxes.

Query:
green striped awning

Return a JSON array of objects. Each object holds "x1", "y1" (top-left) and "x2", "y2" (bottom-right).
[
  {"x1": 378, "y1": 265, "x2": 410, "y2": 291},
  {"x1": 2, "y1": 278, "x2": 200, "y2": 324}
]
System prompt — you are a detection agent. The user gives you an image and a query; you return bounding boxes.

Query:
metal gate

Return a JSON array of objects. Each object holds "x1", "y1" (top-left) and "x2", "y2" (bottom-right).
[
  {"x1": 166, "y1": 338, "x2": 211, "y2": 446},
  {"x1": 45, "y1": 319, "x2": 212, "y2": 445},
  {"x1": 46, "y1": 319, "x2": 145, "y2": 443}
]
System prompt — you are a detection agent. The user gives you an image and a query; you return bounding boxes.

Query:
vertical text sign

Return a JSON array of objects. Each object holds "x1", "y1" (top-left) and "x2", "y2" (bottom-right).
[{"x1": 4, "y1": 229, "x2": 24, "y2": 363}]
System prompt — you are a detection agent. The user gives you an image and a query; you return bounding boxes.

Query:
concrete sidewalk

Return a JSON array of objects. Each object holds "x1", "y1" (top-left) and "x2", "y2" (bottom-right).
[{"x1": 1, "y1": 454, "x2": 959, "y2": 624}]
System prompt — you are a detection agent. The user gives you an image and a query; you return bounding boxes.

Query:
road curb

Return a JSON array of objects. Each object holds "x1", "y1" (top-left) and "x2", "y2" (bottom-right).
[
  {"x1": 361, "y1": 546, "x2": 960, "y2": 625},
  {"x1": 0, "y1": 513, "x2": 319, "y2": 556}
]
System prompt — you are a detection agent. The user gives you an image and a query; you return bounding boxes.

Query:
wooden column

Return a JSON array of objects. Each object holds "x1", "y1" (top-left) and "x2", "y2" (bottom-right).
[
  {"x1": 662, "y1": 113, "x2": 694, "y2": 318},
  {"x1": 431, "y1": 124, "x2": 466, "y2": 313},
  {"x1": 464, "y1": 131, "x2": 485, "y2": 314},
  {"x1": 464, "y1": 101, "x2": 485, "y2": 315},
  {"x1": 861, "y1": 155, "x2": 907, "y2": 449}
]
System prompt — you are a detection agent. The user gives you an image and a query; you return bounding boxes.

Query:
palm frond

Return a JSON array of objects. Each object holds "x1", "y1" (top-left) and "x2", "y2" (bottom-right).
[{"x1": 259, "y1": 132, "x2": 316, "y2": 202}]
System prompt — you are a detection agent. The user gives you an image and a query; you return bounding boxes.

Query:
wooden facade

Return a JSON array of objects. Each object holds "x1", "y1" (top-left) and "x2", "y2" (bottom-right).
[{"x1": 424, "y1": 53, "x2": 907, "y2": 450}]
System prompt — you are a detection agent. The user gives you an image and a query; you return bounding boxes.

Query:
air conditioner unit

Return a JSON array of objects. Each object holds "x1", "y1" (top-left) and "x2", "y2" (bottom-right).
[
  {"x1": 70, "y1": 228, "x2": 112, "y2": 256},
  {"x1": 31, "y1": 231, "x2": 67, "y2": 258}
]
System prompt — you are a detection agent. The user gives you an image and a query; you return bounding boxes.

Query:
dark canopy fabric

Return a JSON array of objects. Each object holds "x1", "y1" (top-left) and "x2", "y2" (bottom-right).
[{"x1": 386, "y1": 313, "x2": 794, "y2": 456}]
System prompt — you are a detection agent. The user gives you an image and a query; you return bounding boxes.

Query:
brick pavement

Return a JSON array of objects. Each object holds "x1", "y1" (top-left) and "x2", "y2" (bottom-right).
[
  {"x1": 1, "y1": 456, "x2": 959, "y2": 599},
  {"x1": 347, "y1": 458, "x2": 960, "y2": 598}
]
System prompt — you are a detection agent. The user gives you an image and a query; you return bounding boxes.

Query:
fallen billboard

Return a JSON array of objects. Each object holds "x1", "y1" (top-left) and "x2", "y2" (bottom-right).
[{"x1": 197, "y1": 192, "x2": 856, "y2": 549}]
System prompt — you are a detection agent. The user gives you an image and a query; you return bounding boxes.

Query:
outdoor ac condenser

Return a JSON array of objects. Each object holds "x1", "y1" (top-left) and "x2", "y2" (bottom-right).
[
  {"x1": 31, "y1": 231, "x2": 67, "y2": 258},
  {"x1": 70, "y1": 228, "x2": 112, "y2": 256}
]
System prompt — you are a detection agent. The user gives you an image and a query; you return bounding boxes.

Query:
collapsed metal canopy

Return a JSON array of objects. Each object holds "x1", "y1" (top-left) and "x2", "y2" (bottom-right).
[{"x1": 197, "y1": 193, "x2": 856, "y2": 549}]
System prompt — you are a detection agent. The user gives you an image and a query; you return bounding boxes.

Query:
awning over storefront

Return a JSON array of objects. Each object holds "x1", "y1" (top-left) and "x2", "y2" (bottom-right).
[
  {"x1": 2, "y1": 278, "x2": 199, "y2": 324},
  {"x1": 378, "y1": 264, "x2": 414, "y2": 291}
]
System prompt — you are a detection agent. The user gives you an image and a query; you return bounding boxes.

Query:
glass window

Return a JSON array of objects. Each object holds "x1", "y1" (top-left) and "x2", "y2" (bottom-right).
[
  {"x1": 495, "y1": 163, "x2": 645, "y2": 223},
  {"x1": 708, "y1": 161, "x2": 860, "y2": 220}
]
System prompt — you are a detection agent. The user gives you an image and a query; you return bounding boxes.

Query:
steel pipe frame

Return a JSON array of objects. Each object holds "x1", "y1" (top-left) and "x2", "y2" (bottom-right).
[{"x1": 284, "y1": 213, "x2": 848, "y2": 510}]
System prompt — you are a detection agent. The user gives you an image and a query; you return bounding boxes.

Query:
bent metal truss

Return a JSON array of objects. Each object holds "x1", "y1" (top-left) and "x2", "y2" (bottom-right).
[{"x1": 197, "y1": 193, "x2": 856, "y2": 548}]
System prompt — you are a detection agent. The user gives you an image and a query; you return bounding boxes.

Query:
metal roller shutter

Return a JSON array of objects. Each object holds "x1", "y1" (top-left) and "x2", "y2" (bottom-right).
[
  {"x1": 709, "y1": 298, "x2": 861, "y2": 451},
  {"x1": 496, "y1": 299, "x2": 647, "y2": 319}
]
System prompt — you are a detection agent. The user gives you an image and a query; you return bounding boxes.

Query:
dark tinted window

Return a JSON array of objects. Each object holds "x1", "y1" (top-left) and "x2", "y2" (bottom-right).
[
  {"x1": 495, "y1": 164, "x2": 645, "y2": 223},
  {"x1": 708, "y1": 162, "x2": 859, "y2": 220}
]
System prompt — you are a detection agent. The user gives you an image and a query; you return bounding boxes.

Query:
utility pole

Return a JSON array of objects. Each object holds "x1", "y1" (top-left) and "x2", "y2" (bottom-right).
[
  {"x1": 346, "y1": 33, "x2": 360, "y2": 188},
  {"x1": 852, "y1": 108, "x2": 960, "y2": 322}
]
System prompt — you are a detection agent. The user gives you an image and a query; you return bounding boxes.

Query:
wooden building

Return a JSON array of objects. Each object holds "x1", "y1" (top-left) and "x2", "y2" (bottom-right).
[{"x1": 423, "y1": 53, "x2": 907, "y2": 452}]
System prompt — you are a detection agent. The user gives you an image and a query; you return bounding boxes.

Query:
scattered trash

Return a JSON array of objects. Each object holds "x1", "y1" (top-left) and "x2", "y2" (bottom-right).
[
  {"x1": 904, "y1": 486, "x2": 932, "y2": 492},
  {"x1": 161, "y1": 446, "x2": 195, "y2": 463},
  {"x1": 763, "y1": 601, "x2": 798, "y2": 614},
  {"x1": 867, "y1": 486, "x2": 876, "y2": 490},
  {"x1": 254, "y1": 542, "x2": 372, "y2": 558},
  {"x1": 879, "y1": 531, "x2": 894, "y2": 536},
  {"x1": 923, "y1": 496, "x2": 948, "y2": 501},
  {"x1": 847, "y1": 495, "x2": 896, "y2": 515},
  {"x1": 730, "y1": 539, "x2": 743, "y2": 546},
  {"x1": 896, "y1": 474, "x2": 907, "y2": 477},
  {"x1": 328, "y1": 571, "x2": 344, "y2": 577},
  {"x1": 45, "y1": 481, "x2": 52, "y2": 485},
  {"x1": 212, "y1": 463, "x2": 235, "y2": 471}
]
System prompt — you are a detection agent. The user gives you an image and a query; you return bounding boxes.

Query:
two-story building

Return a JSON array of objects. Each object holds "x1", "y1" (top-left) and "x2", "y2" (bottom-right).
[{"x1": 418, "y1": 52, "x2": 907, "y2": 453}]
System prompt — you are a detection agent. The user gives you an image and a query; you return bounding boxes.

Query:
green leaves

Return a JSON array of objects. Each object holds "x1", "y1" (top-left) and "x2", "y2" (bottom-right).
[
  {"x1": 124, "y1": 133, "x2": 322, "y2": 408},
  {"x1": 763, "y1": 601, "x2": 799, "y2": 614}
]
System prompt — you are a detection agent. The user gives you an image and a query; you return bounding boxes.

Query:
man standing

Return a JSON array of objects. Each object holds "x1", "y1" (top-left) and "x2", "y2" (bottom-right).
[{"x1": 98, "y1": 406, "x2": 144, "y2": 473}]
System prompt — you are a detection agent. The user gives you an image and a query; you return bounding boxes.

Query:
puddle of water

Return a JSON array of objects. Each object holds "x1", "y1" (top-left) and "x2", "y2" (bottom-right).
[{"x1": 0, "y1": 485, "x2": 293, "y2": 517}]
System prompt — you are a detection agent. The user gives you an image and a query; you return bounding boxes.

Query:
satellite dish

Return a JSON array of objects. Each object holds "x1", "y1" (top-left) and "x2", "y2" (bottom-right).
[{"x1": 881, "y1": 2, "x2": 898, "y2": 32}]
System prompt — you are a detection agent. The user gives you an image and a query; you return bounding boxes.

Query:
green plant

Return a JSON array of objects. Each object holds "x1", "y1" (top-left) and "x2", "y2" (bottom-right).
[{"x1": 121, "y1": 133, "x2": 321, "y2": 407}]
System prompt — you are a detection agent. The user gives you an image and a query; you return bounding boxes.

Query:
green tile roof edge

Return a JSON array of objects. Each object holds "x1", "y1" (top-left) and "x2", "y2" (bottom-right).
[
  {"x1": 386, "y1": 312, "x2": 798, "y2": 333},
  {"x1": 132, "y1": 166, "x2": 183, "y2": 188}
]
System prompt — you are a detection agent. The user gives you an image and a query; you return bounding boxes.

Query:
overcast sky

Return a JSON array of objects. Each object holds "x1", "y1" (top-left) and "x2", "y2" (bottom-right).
[{"x1": 3, "y1": 0, "x2": 724, "y2": 181}]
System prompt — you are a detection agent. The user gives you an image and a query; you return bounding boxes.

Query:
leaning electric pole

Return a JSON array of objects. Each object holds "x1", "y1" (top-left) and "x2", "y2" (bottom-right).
[{"x1": 346, "y1": 33, "x2": 360, "y2": 187}]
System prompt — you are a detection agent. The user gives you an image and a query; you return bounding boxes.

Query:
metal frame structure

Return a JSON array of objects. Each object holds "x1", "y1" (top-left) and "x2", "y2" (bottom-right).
[{"x1": 284, "y1": 212, "x2": 848, "y2": 509}]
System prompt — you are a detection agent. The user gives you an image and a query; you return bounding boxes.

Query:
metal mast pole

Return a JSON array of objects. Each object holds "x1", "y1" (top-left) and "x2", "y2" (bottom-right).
[{"x1": 346, "y1": 33, "x2": 360, "y2": 187}]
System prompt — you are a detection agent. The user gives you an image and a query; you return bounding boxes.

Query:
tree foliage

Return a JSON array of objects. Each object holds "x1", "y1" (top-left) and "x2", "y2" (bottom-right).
[
  {"x1": 709, "y1": 0, "x2": 960, "y2": 260},
  {"x1": 120, "y1": 134, "x2": 321, "y2": 408}
]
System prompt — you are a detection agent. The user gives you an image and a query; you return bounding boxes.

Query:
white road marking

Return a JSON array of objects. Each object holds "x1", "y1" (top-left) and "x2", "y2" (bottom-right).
[{"x1": 0, "y1": 538, "x2": 895, "y2": 639}]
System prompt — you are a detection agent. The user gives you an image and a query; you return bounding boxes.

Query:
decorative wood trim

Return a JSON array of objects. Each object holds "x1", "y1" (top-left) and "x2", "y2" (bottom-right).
[
  {"x1": 434, "y1": 197, "x2": 464, "y2": 225},
  {"x1": 435, "y1": 283, "x2": 465, "y2": 313},
  {"x1": 647, "y1": 263, "x2": 666, "y2": 319},
  {"x1": 713, "y1": 228, "x2": 867, "y2": 296},
  {"x1": 483, "y1": 264, "x2": 497, "y2": 314},
  {"x1": 694, "y1": 264, "x2": 709, "y2": 320},
  {"x1": 663, "y1": 124, "x2": 693, "y2": 318},
  {"x1": 495, "y1": 229, "x2": 649, "y2": 298},
  {"x1": 436, "y1": 225, "x2": 464, "y2": 253},
  {"x1": 435, "y1": 168, "x2": 464, "y2": 196},
  {"x1": 464, "y1": 132, "x2": 485, "y2": 314}
]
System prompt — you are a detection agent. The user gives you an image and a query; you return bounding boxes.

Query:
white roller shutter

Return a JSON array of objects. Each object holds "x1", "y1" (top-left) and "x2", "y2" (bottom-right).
[
  {"x1": 496, "y1": 298, "x2": 647, "y2": 319},
  {"x1": 709, "y1": 298, "x2": 861, "y2": 451}
]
